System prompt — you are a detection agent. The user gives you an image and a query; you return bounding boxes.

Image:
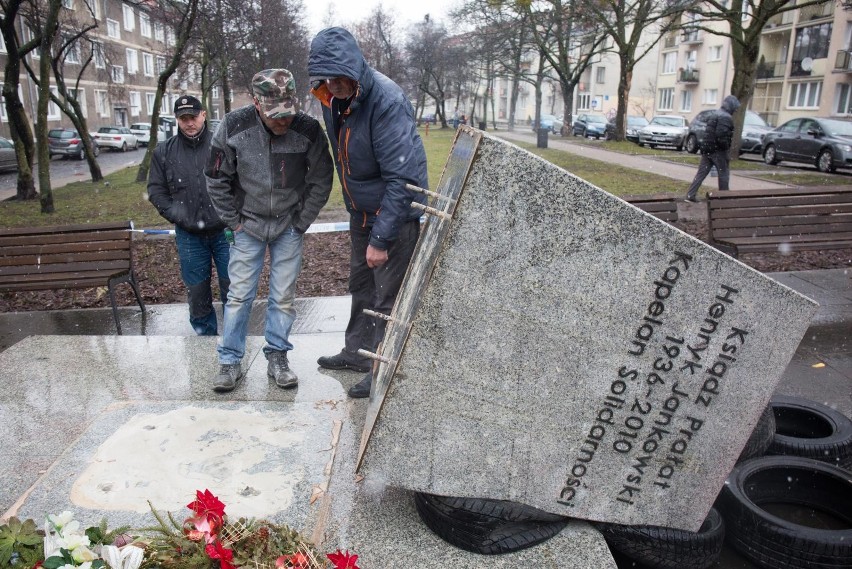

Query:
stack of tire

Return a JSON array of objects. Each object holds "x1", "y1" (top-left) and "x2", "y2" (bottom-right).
[{"x1": 412, "y1": 395, "x2": 852, "y2": 569}]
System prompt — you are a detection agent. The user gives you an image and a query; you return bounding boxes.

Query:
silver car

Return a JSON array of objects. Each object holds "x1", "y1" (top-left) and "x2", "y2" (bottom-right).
[
  {"x1": 638, "y1": 115, "x2": 689, "y2": 150},
  {"x1": 0, "y1": 136, "x2": 17, "y2": 171}
]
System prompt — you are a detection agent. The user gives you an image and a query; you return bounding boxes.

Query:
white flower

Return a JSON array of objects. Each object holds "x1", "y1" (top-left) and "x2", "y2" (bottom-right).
[
  {"x1": 47, "y1": 511, "x2": 75, "y2": 530},
  {"x1": 102, "y1": 545, "x2": 145, "y2": 569},
  {"x1": 70, "y1": 544, "x2": 98, "y2": 563}
]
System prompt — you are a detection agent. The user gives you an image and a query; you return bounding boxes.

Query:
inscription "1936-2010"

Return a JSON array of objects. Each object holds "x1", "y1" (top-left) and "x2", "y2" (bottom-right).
[{"x1": 557, "y1": 251, "x2": 749, "y2": 509}]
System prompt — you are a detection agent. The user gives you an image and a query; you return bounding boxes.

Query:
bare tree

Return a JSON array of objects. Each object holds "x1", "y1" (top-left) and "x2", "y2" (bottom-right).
[
  {"x1": 1, "y1": 0, "x2": 39, "y2": 200},
  {"x1": 135, "y1": 0, "x2": 201, "y2": 182},
  {"x1": 353, "y1": 5, "x2": 406, "y2": 85},
  {"x1": 584, "y1": 0, "x2": 687, "y2": 141},
  {"x1": 407, "y1": 15, "x2": 455, "y2": 127},
  {"x1": 680, "y1": 0, "x2": 830, "y2": 156}
]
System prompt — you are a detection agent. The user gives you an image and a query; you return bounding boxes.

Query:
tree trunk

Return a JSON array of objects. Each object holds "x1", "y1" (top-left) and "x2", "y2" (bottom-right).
[
  {"x1": 614, "y1": 54, "x2": 634, "y2": 142},
  {"x1": 728, "y1": 39, "x2": 759, "y2": 158},
  {"x1": 36, "y1": 0, "x2": 63, "y2": 214}
]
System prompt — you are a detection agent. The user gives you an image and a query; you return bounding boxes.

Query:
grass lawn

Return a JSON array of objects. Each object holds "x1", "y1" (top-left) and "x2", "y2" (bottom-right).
[{"x1": 1, "y1": 125, "x2": 694, "y2": 229}]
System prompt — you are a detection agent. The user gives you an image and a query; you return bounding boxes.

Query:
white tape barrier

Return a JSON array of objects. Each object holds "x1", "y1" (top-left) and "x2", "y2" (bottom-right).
[{"x1": 131, "y1": 221, "x2": 351, "y2": 236}]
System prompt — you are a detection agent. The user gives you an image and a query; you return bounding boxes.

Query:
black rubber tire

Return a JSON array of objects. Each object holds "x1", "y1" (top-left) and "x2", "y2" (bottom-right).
[
  {"x1": 415, "y1": 493, "x2": 568, "y2": 523},
  {"x1": 768, "y1": 395, "x2": 852, "y2": 469},
  {"x1": 763, "y1": 143, "x2": 779, "y2": 165},
  {"x1": 594, "y1": 508, "x2": 724, "y2": 569},
  {"x1": 717, "y1": 456, "x2": 852, "y2": 569},
  {"x1": 817, "y1": 149, "x2": 836, "y2": 173},
  {"x1": 413, "y1": 493, "x2": 569, "y2": 555},
  {"x1": 737, "y1": 405, "x2": 777, "y2": 463},
  {"x1": 686, "y1": 134, "x2": 699, "y2": 154}
]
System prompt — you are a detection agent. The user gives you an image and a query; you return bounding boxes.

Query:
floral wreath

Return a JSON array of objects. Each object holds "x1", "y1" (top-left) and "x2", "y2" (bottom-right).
[{"x1": 0, "y1": 489, "x2": 358, "y2": 569}]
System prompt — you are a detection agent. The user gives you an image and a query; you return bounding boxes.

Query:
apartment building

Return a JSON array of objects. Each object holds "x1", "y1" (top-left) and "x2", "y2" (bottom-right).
[
  {"x1": 0, "y1": 0, "x2": 217, "y2": 139},
  {"x1": 654, "y1": 2, "x2": 851, "y2": 127}
]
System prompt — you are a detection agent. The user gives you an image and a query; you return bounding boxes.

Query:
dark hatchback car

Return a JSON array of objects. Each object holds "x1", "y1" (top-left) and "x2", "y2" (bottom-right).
[
  {"x1": 571, "y1": 113, "x2": 607, "y2": 138},
  {"x1": 685, "y1": 109, "x2": 772, "y2": 155},
  {"x1": 48, "y1": 128, "x2": 99, "y2": 160},
  {"x1": 762, "y1": 117, "x2": 852, "y2": 173},
  {"x1": 0, "y1": 136, "x2": 17, "y2": 172},
  {"x1": 604, "y1": 115, "x2": 649, "y2": 142}
]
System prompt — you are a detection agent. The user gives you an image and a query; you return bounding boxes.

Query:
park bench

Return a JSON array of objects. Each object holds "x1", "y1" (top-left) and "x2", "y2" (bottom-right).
[
  {"x1": 622, "y1": 193, "x2": 680, "y2": 222},
  {"x1": 0, "y1": 221, "x2": 145, "y2": 333},
  {"x1": 707, "y1": 186, "x2": 852, "y2": 258}
]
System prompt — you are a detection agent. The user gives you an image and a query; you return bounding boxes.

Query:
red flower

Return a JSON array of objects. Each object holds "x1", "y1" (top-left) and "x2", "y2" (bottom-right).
[
  {"x1": 285, "y1": 552, "x2": 309, "y2": 568},
  {"x1": 187, "y1": 489, "x2": 226, "y2": 520},
  {"x1": 205, "y1": 540, "x2": 235, "y2": 569},
  {"x1": 327, "y1": 549, "x2": 360, "y2": 569}
]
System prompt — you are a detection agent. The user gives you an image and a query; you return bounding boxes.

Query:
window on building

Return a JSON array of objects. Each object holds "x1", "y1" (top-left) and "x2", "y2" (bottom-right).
[
  {"x1": 166, "y1": 28, "x2": 175, "y2": 46},
  {"x1": 111, "y1": 65, "x2": 124, "y2": 83},
  {"x1": 662, "y1": 52, "x2": 677, "y2": 74},
  {"x1": 126, "y1": 48, "x2": 138, "y2": 74},
  {"x1": 69, "y1": 88, "x2": 87, "y2": 117},
  {"x1": 703, "y1": 89, "x2": 718, "y2": 105},
  {"x1": 64, "y1": 35, "x2": 81, "y2": 64},
  {"x1": 130, "y1": 91, "x2": 141, "y2": 116},
  {"x1": 48, "y1": 87, "x2": 61, "y2": 120},
  {"x1": 93, "y1": 41, "x2": 105, "y2": 68},
  {"x1": 788, "y1": 81, "x2": 821, "y2": 108},
  {"x1": 0, "y1": 94, "x2": 7, "y2": 121},
  {"x1": 140, "y1": 12, "x2": 151, "y2": 37},
  {"x1": 837, "y1": 84, "x2": 852, "y2": 115},
  {"x1": 577, "y1": 92, "x2": 591, "y2": 110},
  {"x1": 107, "y1": 18, "x2": 120, "y2": 39},
  {"x1": 146, "y1": 92, "x2": 156, "y2": 114},
  {"x1": 793, "y1": 23, "x2": 833, "y2": 61},
  {"x1": 155, "y1": 56, "x2": 166, "y2": 74},
  {"x1": 24, "y1": 25, "x2": 40, "y2": 58},
  {"x1": 160, "y1": 97, "x2": 169, "y2": 113},
  {"x1": 122, "y1": 4, "x2": 135, "y2": 31},
  {"x1": 143, "y1": 53, "x2": 154, "y2": 76},
  {"x1": 95, "y1": 89, "x2": 109, "y2": 117},
  {"x1": 595, "y1": 67, "x2": 606, "y2": 84},
  {"x1": 708, "y1": 45, "x2": 722, "y2": 62},
  {"x1": 212, "y1": 86, "x2": 220, "y2": 99},
  {"x1": 681, "y1": 89, "x2": 693, "y2": 112},
  {"x1": 154, "y1": 23, "x2": 164, "y2": 42},
  {"x1": 658, "y1": 88, "x2": 674, "y2": 110},
  {"x1": 686, "y1": 50, "x2": 697, "y2": 70},
  {"x1": 84, "y1": 0, "x2": 100, "y2": 19}
]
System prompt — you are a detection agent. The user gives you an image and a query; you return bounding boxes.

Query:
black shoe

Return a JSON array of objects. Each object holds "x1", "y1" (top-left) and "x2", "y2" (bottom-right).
[
  {"x1": 348, "y1": 373, "x2": 372, "y2": 399},
  {"x1": 684, "y1": 196, "x2": 699, "y2": 203},
  {"x1": 318, "y1": 352, "x2": 370, "y2": 373},
  {"x1": 267, "y1": 350, "x2": 298, "y2": 388},
  {"x1": 212, "y1": 363, "x2": 243, "y2": 393}
]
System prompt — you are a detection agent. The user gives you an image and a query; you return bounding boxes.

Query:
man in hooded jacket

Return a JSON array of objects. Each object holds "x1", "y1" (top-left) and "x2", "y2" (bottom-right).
[
  {"x1": 685, "y1": 95, "x2": 741, "y2": 201},
  {"x1": 309, "y1": 27, "x2": 428, "y2": 399}
]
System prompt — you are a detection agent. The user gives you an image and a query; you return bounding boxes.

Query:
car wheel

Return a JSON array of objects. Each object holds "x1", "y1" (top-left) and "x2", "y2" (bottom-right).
[
  {"x1": 133, "y1": 140, "x2": 139, "y2": 150},
  {"x1": 816, "y1": 149, "x2": 836, "y2": 173},
  {"x1": 572, "y1": 128, "x2": 578, "y2": 137},
  {"x1": 685, "y1": 135, "x2": 699, "y2": 154},
  {"x1": 93, "y1": 144, "x2": 100, "y2": 158},
  {"x1": 121, "y1": 141, "x2": 127, "y2": 152},
  {"x1": 78, "y1": 148, "x2": 85, "y2": 160},
  {"x1": 763, "y1": 144, "x2": 779, "y2": 165}
]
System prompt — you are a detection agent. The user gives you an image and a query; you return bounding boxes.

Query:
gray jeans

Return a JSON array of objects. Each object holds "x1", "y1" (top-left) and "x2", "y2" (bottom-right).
[{"x1": 686, "y1": 150, "x2": 730, "y2": 199}]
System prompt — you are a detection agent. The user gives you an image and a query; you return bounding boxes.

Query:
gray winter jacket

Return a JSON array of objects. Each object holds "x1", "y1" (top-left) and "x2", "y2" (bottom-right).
[
  {"x1": 309, "y1": 27, "x2": 428, "y2": 250},
  {"x1": 700, "y1": 95, "x2": 741, "y2": 154},
  {"x1": 148, "y1": 124, "x2": 225, "y2": 234},
  {"x1": 205, "y1": 106, "x2": 334, "y2": 242}
]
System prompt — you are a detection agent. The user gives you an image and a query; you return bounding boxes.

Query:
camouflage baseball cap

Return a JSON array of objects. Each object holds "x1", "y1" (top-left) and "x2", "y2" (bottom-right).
[{"x1": 252, "y1": 69, "x2": 299, "y2": 119}]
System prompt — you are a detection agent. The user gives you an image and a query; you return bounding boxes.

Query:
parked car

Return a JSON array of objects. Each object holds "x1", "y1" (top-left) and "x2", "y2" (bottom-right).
[
  {"x1": 129, "y1": 123, "x2": 167, "y2": 146},
  {"x1": 0, "y1": 136, "x2": 17, "y2": 171},
  {"x1": 762, "y1": 117, "x2": 852, "y2": 173},
  {"x1": 571, "y1": 114, "x2": 607, "y2": 139},
  {"x1": 684, "y1": 109, "x2": 772, "y2": 155},
  {"x1": 47, "y1": 127, "x2": 100, "y2": 160},
  {"x1": 92, "y1": 126, "x2": 139, "y2": 151},
  {"x1": 531, "y1": 114, "x2": 563, "y2": 135},
  {"x1": 604, "y1": 115, "x2": 649, "y2": 142},
  {"x1": 637, "y1": 115, "x2": 689, "y2": 150}
]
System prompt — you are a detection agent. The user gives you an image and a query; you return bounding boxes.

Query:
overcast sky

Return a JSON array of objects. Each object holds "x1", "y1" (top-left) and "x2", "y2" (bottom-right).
[{"x1": 305, "y1": 0, "x2": 460, "y2": 35}]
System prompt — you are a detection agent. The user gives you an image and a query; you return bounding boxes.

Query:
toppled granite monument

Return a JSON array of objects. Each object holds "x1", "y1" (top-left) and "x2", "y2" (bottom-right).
[{"x1": 358, "y1": 126, "x2": 818, "y2": 531}]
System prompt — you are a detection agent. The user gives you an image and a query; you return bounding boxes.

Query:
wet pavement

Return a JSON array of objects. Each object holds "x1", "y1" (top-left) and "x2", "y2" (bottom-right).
[{"x1": 0, "y1": 267, "x2": 849, "y2": 567}]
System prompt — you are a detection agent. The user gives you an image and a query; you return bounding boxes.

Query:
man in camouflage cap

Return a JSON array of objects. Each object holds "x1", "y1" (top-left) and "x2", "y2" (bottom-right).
[{"x1": 205, "y1": 68, "x2": 334, "y2": 393}]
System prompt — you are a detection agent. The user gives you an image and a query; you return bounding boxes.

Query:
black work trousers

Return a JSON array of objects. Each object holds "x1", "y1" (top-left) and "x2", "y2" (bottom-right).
[{"x1": 343, "y1": 219, "x2": 420, "y2": 364}]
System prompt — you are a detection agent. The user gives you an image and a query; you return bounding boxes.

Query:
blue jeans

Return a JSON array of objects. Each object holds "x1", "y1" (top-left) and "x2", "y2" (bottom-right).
[
  {"x1": 217, "y1": 227, "x2": 304, "y2": 364},
  {"x1": 174, "y1": 226, "x2": 230, "y2": 336}
]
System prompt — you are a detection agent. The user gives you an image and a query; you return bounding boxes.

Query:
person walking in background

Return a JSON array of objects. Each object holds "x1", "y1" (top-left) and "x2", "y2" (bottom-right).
[
  {"x1": 148, "y1": 95, "x2": 229, "y2": 336},
  {"x1": 309, "y1": 26, "x2": 428, "y2": 399},
  {"x1": 685, "y1": 95, "x2": 741, "y2": 202},
  {"x1": 205, "y1": 69, "x2": 334, "y2": 393}
]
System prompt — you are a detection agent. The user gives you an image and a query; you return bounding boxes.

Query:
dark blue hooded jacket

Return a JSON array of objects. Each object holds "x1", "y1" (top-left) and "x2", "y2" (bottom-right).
[{"x1": 309, "y1": 27, "x2": 428, "y2": 250}]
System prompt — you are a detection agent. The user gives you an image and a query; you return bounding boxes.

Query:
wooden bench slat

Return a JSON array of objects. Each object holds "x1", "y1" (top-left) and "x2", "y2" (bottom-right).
[
  {"x1": 0, "y1": 230, "x2": 130, "y2": 248},
  {"x1": 0, "y1": 241, "x2": 132, "y2": 258},
  {"x1": 709, "y1": 195, "x2": 852, "y2": 210},
  {"x1": 713, "y1": 223, "x2": 852, "y2": 239},
  {"x1": 622, "y1": 194, "x2": 679, "y2": 222},
  {"x1": 0, "y1": 250, "x2": 131, "y2": 267},
  {"x1": 0, "y1": 221, "x2": 132, "y2": 237},
  {"x1": 710, "y1": 205, "x2": 852, "y2": 219},
  {"x1": 0, "y1": 259, "x2": 131, "y2": 277}
]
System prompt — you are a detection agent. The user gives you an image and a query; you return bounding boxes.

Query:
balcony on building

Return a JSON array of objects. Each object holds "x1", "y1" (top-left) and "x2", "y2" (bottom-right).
[
  {"x1": 799, "y1": 1, "x2": 834, "y2": 21},
  {"x1": 764, "y1": 10, "x2": 795, "y2": 30},
  {"x1": 680, "y1": 28, "x2": 702, "y2": 44},
  {"x1": 790, "y1": 59, "x2": 814, "y2": 77},
  {"x1": 678, "y1": 68, "x2": 700, "y2": 83},
  {"x1": 757, "y1": 60, "x2": 786, "y2": 79},
  {"x1": 835, "y1": 50, "x2": 852, "y2": 72}
]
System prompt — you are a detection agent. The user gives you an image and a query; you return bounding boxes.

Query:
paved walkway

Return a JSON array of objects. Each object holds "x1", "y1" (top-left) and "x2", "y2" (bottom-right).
[{"x1": 492, "y1": 129, "x2": 793, "y2": 192}]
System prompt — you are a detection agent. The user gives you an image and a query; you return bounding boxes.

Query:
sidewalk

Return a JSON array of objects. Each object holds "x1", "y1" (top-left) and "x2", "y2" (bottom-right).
[{"x1": 493, "y1": 129, "x2": 793, "y2": 191}]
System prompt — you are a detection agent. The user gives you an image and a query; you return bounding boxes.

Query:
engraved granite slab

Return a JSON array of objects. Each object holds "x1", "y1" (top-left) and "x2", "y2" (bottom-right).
[{"x1": 358, "y1": 127, "x2": 818, "y2": 531}]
